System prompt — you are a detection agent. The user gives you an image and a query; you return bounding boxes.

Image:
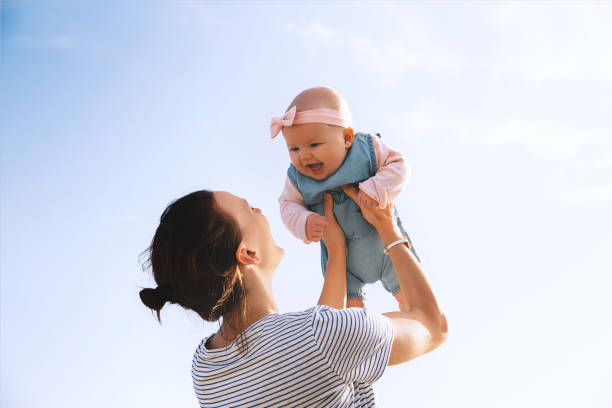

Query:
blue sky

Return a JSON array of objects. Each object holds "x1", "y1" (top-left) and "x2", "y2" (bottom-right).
[{"x1": 2, "y1": 1, "x2": 611, "y2": 407}]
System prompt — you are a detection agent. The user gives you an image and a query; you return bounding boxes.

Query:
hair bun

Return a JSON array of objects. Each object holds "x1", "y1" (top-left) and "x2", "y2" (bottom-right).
[{"x1": 139, "y1": 286, "x2": 171, "y2": 311}]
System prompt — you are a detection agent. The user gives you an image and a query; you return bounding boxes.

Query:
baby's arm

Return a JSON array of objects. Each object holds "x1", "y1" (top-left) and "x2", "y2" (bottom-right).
[
  {"x1": 279, "y1": 177, "x2": 327, "y2": 243},
  {"x1": 358, "y1": 135, "x2": 410, "y2": 209}
]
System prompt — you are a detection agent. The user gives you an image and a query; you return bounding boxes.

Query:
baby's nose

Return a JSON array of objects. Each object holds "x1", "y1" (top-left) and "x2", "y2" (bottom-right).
[{"x1": 300, "y1": 150, "x2": 313, "y2": 160}]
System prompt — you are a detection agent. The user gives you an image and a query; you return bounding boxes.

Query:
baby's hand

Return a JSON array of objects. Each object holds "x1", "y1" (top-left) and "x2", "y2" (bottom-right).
[
  {"x1": 356, "y1": 190, "x2": 378, "y2": 209},
  {"x1": 306, "y1": 213, "x2": 328, "y2": 242}
]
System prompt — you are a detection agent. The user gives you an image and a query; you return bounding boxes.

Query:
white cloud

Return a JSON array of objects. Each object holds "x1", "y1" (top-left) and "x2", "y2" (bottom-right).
[
  {"x1": 392, "y1": 101, "x2": 612, "y2": 201},
  {"x1": 285, "y1": 22, "x2": 344, "y2": 47},
  {"x1": 597, "y1": 153, "x2": 612, "y2": 169},
  {"x1": 285, "y1": 21, "x2": 469, "y2": 78},
  {"x1": 487, "y1": 3, "x2": 612, "y2": 81},
  {"x1": 385, "y1": 101, "x2": 451, "y2": 142},
  {"x1": 390, "y1": 101, "x2": 608, "y2": 159},
  {"x1": 458, "y1": 119, "x2": 607, "y2": 159},
  {"x1": 561, "y1": 183, "x2": 612, "y2": 203}
]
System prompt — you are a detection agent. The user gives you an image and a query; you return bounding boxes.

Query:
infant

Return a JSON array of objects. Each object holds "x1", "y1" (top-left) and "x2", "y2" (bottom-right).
[{"x1": 271, "y1": 86, "x2": 420, "y2": 310}]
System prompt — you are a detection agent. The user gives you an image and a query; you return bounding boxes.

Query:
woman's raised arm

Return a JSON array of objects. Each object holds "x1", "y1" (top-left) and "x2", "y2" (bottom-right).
[
  {"x1": 341, "y1": 185, "x2": 449, "y2": 365},
  {"x1": 317, "y1": 193, "x2": 347, "y2": 310}
]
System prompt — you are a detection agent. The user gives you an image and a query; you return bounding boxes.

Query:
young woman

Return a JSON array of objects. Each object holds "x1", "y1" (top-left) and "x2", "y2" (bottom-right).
[{"x1": 140, "y1": 185, "x2": 448, "y2": 407}]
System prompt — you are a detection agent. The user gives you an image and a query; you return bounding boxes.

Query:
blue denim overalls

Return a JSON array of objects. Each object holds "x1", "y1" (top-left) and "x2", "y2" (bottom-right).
[{"x1": 287, "y1": 132, "x2": 420, "y2": 299}]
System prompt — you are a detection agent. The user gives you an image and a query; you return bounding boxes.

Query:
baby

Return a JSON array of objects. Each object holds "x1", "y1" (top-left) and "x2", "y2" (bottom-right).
[{"x1": 271, "y1": 86, "x2": 420, "y2": 311}]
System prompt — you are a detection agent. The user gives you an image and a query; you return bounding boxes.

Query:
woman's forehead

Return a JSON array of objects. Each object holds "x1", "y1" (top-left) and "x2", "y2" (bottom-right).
[
  {"x1": 214, "y1": 191, "x2": 248, "y2": 210},
  {"x1": 214, "y1": 191, "x2": 239, "y2": 206}
]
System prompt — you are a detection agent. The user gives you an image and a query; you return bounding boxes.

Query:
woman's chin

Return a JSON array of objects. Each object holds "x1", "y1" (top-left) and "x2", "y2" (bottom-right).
[
  {"x1": 275, "y1": 246, "x2": 285, "y2": 261},
  {"x1": 268, "y1": 242, "x2": 284, "y2": 259}
]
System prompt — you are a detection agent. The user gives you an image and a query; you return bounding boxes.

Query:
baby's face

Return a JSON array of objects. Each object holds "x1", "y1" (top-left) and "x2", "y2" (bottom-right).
[{"x1": 282, "y1": 123, "x2": 353, "y2": 181}]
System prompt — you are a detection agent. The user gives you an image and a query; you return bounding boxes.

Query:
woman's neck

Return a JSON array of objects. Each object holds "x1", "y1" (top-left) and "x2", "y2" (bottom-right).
[{"x1": 210, "y1": 268, "x2": 279, "y2": 349}]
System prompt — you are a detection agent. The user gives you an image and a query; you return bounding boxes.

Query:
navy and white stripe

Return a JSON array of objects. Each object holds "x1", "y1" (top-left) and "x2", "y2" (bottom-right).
[{"x1": 192, "y1": 306, "x2": 393, "y2": 407}]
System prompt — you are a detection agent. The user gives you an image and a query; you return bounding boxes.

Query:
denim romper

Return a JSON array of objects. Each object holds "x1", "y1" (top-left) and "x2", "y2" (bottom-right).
[{"x1": 287, "y1": 132, "x2": 420, "y2": 299}]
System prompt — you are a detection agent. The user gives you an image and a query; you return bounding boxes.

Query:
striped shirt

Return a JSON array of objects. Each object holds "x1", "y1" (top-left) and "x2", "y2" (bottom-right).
[{"x1": 192, "y1": 305, "x2": 394, "y2": 407}]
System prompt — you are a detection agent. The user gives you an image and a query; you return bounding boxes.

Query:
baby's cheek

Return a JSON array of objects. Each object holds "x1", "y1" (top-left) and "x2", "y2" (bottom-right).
[{"x1": 289, "y1": 155, "x2": 300, "y2": 167}]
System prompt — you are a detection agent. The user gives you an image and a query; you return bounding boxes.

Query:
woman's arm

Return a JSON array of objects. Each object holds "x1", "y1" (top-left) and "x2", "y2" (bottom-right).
[
  {"x1": 342, "y1": 185, "x2": 449, "y2": 365},
  {"x1": 317, "y1": 193, "x2": 347, "y2": 310}
]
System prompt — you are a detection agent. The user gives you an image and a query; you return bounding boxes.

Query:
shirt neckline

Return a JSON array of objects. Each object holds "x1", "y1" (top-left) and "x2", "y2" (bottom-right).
[{"x1": 202, "y1": 311, "x2": 281, "y2": 354}]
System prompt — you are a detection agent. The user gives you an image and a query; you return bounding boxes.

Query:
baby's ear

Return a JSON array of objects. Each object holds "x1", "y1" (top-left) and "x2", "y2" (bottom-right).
[{"x1": 343, "y1": 127, "x2": 355, "y2": 148}]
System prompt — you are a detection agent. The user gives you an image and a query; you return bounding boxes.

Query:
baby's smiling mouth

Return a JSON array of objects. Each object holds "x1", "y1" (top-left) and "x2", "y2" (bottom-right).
[{"x1": 306, "y1": 162, "x2": 323, "y2": 172}]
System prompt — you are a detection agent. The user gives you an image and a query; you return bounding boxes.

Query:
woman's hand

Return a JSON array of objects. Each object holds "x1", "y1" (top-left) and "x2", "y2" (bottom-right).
[
  {"x1": 355, "y1": 190, "x2": 378, "y2": 209},
  {"x1": 341, "y1": 185, "x2": 396, "y2": 236},
  {"x1": 342, "y1": 186, "x2": 448, "y2": 365},
  {"x1": 321, "y1": 193, "x2": 346, "y2": 257}
]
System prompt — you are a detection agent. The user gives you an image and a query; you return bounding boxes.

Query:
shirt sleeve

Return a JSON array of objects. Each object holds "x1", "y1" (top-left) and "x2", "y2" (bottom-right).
[
  {"x1": 278, "y1": 176, "x2": 315, "y2": 244},
  {"x1": 358, "y1": 135, "x2": 410, "y2": 209},
  {"x1": 311, "y1": 306, "x2": 394, "y2": 384}
]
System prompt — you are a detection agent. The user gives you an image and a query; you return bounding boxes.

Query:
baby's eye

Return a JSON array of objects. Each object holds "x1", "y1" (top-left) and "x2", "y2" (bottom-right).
[
  {"x1": 310, "y1": 143, "x2": 320, "y2": 148},
  {"x1": 290, "y1": 147, "x2": 299, "y2": 152}
]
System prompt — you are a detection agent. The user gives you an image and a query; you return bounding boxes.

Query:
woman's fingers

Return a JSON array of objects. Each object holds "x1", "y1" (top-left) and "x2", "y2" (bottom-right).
[
  {"x1": 359, "y1": 194, "x2": 368, "y2": 208},
  {"x1": 323, "y1": 193, "x2": 336, "y2": 223},
  {"x1": 341, "y1": 184, "x2": 358, "y2": 201},
  {"x1": 363, "y1": 195, "x2": 377, "y2": 208},
  {"x1": 355, "y1": 190, "x2": 377, "y2": 209},
  {"x1": 321, "y1": 193, "x2": 347, "y2": 255},
  {"x1": 341, "y1": 183, "x2": 394, "y2": 227}
]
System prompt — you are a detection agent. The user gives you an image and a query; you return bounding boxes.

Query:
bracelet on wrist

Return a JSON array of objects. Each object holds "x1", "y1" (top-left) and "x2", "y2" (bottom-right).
[{"x1": 383, "y1": 236, "x2": 410, "y2": 255}]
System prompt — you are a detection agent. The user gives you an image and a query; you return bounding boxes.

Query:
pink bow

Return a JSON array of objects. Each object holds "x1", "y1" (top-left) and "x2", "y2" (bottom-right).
[{"x1": 270, "y1": 105, "x2": 297, "y2": 139}]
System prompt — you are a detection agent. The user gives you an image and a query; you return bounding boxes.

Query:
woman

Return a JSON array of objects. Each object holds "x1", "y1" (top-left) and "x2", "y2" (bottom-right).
[{"x1": 140, "y1": 185, "x2": 448, "y2": 407}]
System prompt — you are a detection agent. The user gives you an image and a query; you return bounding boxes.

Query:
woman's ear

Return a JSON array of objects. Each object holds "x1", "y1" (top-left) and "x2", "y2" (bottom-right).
[
  {"x1": 344, "y1": 127, "x2": 355, "y2": 148},
  {"x1": 235, "y1": 244, "x2": 260, "y2": 266}
]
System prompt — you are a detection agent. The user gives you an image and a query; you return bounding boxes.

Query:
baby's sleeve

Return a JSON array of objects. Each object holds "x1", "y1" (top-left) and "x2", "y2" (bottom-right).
[
  {"x1": 358, "y1": 135, "x2": 410, "y2": 209},
  {"x1": 279, "y1": 177, "x2": 315, "y2": 244},
  {"x1": 311, "y1": 306, "x2": 394, "y2": 384}
]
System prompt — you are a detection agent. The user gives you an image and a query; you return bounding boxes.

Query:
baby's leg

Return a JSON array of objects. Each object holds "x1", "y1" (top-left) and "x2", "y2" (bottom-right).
[
  {"x1": 382, "y1": 260, "x2": 410, "y2": 312},
  {"x1": 347, "y1": 298, "x2": 366, "y2": 308},
  {"x1": 346, "y1": 270, "x2": 366, "y2": 308}
]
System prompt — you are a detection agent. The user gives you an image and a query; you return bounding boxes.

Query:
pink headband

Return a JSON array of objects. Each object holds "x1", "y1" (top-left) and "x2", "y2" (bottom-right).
[{"x1": 270, "y1": 105, "x2": 351, "y2": 139}]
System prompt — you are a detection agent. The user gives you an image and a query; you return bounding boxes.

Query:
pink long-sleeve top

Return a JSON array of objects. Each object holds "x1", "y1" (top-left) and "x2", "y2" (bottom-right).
[{"x1": 278, "y1": 135, "x2": 410, "y2": 243}]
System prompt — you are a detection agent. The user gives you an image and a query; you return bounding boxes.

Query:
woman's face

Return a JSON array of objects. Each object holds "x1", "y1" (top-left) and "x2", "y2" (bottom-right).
[{"x1": 213, "y1": 191, "x2": 284, "y2": 272}]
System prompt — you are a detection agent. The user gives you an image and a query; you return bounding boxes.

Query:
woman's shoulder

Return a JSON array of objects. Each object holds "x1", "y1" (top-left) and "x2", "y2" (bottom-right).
[
  {"x1": 311, "y1": 304, "x2": 386, "y2": 323},
  {"x1": 194, "y1": 307, "x2": 321, "y2": 356},
  {"x1": 194, "y1": 306, "x2": 390, "y2": 360},
  {"x1": 311, "y1": 306, "x2": 393, "y2": 344}
]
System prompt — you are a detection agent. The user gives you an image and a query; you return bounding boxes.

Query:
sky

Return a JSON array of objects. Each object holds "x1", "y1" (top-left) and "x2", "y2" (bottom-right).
[{"x1": 1, "y1": 1, "x2": 611, "y2": 407}]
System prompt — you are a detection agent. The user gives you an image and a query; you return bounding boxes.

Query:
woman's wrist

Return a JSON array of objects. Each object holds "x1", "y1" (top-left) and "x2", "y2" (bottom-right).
[
  {"x1": 376, "y1": 224, "x2": 403, "y2": 246},
  {"x1": 327, "y1": 246, "x2": 347, "y2": 260}
]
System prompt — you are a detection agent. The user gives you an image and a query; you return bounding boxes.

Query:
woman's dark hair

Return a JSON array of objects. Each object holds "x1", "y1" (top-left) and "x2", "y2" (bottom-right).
[{"x1": 139, "y1": 190, "x2": 246, "y2": 327}]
